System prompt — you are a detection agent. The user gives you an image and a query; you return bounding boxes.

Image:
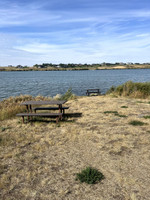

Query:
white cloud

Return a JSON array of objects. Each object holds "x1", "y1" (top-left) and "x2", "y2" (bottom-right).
[{"x1": 1, "y1": 0, "x2": 150, "y2": 65}]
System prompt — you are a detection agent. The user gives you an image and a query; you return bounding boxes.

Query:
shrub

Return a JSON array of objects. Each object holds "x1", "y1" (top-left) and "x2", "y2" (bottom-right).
[{"x1": 76, "y1": 167, "x2": 104, "y2": 184}]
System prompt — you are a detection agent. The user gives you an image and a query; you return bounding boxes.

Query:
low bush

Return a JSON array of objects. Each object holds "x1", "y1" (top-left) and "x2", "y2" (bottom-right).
[{"x1": 76, "y1": 166, "x2": 104, "y2": 184}]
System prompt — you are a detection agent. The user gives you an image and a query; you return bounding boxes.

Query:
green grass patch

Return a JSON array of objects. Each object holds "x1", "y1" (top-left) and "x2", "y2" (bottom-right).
[
  {"x1": 0, "y1": 127, "x2": 11, "y2": 132},
  {"x1": 104, "y1": 111, "x2": 118, "y2": 114},
  {"x1": 136, "y1": 101, "x2": 144, "y2": 103},
  {"x1": 129, "y1": 120, "x2": 146, "y2": 126},
  {"x1": 115, "y1": 114, "x2": 127, "y2": 118},
  {"x1": 104, "y1": 111, "x2": 127, "y2": 118},
  {"x1": 121, "y1": 106, "x2": 128, "y2": 108},
  {"x1": 76, "y1": 167, "x2": 104, "y2": 184},
  {"x1": 143, "y1": 115, "x2": 150, "y2": 119}
]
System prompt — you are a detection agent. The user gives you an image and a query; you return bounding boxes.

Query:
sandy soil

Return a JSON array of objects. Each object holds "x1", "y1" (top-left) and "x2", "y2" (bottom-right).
[{"x1": 0, "y1": 96, "x2": 150, "y2": 200}]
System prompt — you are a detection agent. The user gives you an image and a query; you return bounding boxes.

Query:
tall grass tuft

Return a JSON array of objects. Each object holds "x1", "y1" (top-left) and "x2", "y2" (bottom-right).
[
  {"x1": 59, "y1": 88, "x2": 76, "y2": 101},
  {"x1": 106, "y1": 81, "x2": 150, "y2": 98}
]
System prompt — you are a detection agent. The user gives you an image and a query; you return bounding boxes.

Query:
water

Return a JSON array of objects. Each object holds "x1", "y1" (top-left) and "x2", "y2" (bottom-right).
[{"x1": 0, "y1": 69, "x2": 150, "y2": 100}]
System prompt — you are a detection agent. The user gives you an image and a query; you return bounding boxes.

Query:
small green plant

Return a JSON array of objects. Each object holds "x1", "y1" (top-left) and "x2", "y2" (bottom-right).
[
  {"x1": 115, "y1": 114, "x2": 127, "y2": 118},
  {"x1": 104, "y1": 111, "x2": 118, "y2": 114},
  {"x1": 129, "y1": 120, "x2": 146, "y2": 126},
  {"x1": 143, "y1": 115, "x2": 150, "y2": 119},
  {"x1": 76, "y1": 167, "x2": 104, "y2": 184},
  {"x1": 136, "y1": 101, "x2": 144, "y2": 103},
  {"x1": 1, "y1": 127, "x2": 6, "y2": 132},
  {"x1": 121, "y1": 106, "x2": 128, "y2": 108},
  {"x1": 0, "y1": 127, "x2": 11, "y2": 132}
]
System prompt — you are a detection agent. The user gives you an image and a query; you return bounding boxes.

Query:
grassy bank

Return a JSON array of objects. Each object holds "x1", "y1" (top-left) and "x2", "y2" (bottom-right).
[{"x1": 107, "y1": 81, "x2": 150, "y2": 99}]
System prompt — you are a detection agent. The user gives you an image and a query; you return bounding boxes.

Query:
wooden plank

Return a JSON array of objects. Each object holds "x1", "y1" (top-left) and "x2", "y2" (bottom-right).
[
  {"x1": 34, "y1": 106, "x2": 69, "y2": 111},
  {"x1": 34, "y1": 106, "x2": 69, "y2": 114},
  {"x1": 20, "y1": 100, "x2": 67, "y2": 105}
]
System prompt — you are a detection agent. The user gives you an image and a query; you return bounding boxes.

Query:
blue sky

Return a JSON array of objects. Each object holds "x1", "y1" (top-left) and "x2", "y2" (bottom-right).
[{"x1": 1, "y1": 0, "x2": 150, "y2": 66}]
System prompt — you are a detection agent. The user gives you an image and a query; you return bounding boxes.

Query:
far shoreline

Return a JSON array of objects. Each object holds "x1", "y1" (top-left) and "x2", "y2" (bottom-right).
[{"x1": 1, "y1": 65, "x2": 150, "y2": 72}]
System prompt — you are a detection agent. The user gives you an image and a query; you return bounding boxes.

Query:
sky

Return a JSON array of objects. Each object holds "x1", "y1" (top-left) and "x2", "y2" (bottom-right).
[{"x1": 1, "y1": 0, "x2": 150, "y2": 66}]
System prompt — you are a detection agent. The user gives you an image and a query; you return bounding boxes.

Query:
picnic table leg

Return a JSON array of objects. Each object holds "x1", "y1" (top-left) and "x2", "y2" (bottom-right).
[
  {"x1": 29, "y1": 104, "x2": 33, "y2": 120},
  {"x1": 59, "y1": 105, "x2": 62, "y2": 113},
  {"x1": 22, "y1": 116, "x2": 24, "y2": 123},
  {"x1": 26, "y1": 105, "x2": 29, "y2": 112}
]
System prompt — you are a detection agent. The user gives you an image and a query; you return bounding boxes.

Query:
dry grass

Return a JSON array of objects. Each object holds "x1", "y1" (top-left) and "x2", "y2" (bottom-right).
[{"x1": 0, "y1": 96, "x2": 150, "y2": 200}]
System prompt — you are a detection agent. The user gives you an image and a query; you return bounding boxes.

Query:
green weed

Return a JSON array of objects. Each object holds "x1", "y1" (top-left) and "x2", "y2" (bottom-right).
[
  {"x1": 115, "y1": 114, "x2": 127, "y2": 118},
  {"x1": 76, "y1": 166, "x2": 104, "y2": 184},
  {"x1": 104, "y1": 111, "x2": 118, "y2": 114},
  {"x1": 143, "y1": 116, "x2": 150, "y2": 119},
  {"x1": 129, "y1": 120, "x2": 146, "y2": 126}
]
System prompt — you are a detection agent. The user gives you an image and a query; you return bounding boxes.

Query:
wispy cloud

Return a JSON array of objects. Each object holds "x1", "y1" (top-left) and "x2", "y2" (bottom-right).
[{"x1": 1, "y1": 0, "x2": 150, "y2": 65}]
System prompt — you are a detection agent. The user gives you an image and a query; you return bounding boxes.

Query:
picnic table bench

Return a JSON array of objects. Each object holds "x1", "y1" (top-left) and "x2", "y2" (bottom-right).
[
  {"x1": 86, "y1": 89, "x2": 101, "y2": 96},
  {"x1": 16, "y1": 113, "x2": 62, "y2": 123}
]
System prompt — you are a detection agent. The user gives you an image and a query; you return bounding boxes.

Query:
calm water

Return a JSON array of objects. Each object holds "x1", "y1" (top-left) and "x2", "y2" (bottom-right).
[{"x1": 0, "y1": 69, "x2": 150, "y2": 100}]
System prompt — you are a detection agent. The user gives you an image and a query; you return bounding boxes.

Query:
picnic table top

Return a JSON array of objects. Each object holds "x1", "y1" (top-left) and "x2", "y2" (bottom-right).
[{"x1": 20, "y1": 100, "x2": 67, "y2": 106}]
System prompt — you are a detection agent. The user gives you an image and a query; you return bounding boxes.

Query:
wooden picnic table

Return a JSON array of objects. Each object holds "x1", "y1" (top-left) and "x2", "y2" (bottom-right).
[
  {"x1": 21, "y1": 100, "x2": 67, "y2": 113},
  {"x1": 17, "y1": 100, "x2": 68, "y2": 123}
]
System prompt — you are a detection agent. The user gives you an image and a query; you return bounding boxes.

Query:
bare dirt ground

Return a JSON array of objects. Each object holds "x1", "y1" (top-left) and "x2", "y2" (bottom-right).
[{"x1": 0, "y1": 96, "x2": 150, "y2": 200}]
